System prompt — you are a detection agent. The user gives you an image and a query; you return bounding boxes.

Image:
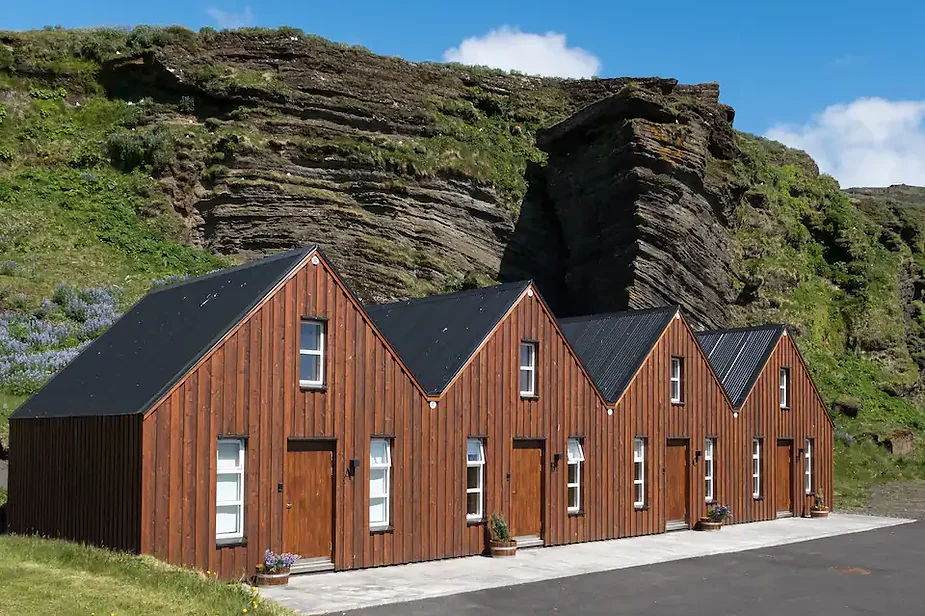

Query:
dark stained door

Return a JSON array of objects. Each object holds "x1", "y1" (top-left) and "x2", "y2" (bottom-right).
[
  {"x1": 776, "y1": 440, "x2": 793, "y2": 515},
  {"x1": 285, "y1": 440, "x2": 335, "y2": 560},
  {"x1": 665, "y1": 440, "x2": 689, "y2": 525},
  {"x1": 511, "y1": 440, "x2": 544, "y2": 539}
]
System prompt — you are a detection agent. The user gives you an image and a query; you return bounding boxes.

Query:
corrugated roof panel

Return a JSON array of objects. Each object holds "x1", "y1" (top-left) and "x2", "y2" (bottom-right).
[
  {"x1": 365, "y1": 281, "x2": 530, "y2": 396},
  {"x1": 12, "y1": 247, "x2": 314, "y2": 419},
  {"x1": 695, "y1": 325, "x2": 784, "y2": 408},
  {"x1": 560, "y1": 306, "x2": 678, "y2": 403}
]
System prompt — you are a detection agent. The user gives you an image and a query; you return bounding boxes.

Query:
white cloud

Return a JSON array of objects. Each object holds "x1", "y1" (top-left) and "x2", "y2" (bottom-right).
[
  {"x1": 765, "y1": 97, "x2": 925, "y2": 188},
  {"x1": 443, "y1": 26, "x2": 600, "y2": 79},
  {"x1": 206, "y1": 6, "x2": 255, "y2": 30}
]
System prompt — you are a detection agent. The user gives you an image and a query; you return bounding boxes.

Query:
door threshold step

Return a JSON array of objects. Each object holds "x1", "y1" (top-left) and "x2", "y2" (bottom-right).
[
  {"x1": 666, "y1": 520, "x2": 689, "y2": 531},
  {"x1": 290, "y1": 557, "x2": 335, "y2": 575},
  {"x1": 513, "y1": 535, "x2": 544, "y2": 549},
  {"x1": 776, "y1": 511, "x2": 793, "y2": 519}
]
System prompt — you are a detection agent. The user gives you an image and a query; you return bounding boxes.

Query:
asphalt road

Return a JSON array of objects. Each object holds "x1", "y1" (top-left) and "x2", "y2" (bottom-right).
[{"x1": 348, "y1": 521, "x2": 924, "y2": 615}]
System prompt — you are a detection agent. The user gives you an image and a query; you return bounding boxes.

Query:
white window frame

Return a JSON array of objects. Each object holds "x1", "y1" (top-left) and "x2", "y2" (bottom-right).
[
  {"x1": 519, "y1": 341, "x2": 537, "y2": 396},
  {"x1": 369, "y1": 438, "x2": 392, "y2": 530},
  {"x1": 670, "y1": 357, "x2": 683, "y2": 403},
  {"x1": 779, "y1": 367, "x2": 789, "y2": 408},
  {"x1": 566, "y1": 438, "x2": 584, "y2": 513},
  {"x1": 299, "y1": 319, "x2": 326, "y2": 388},
  {"x1": 216, "y1": 438, "x2": 245, "y2": 541},
  {"x1": 704, "y1": 438, "x2": 715, "y2": 503},
  {"x1": 752, "y1": 438, "x2": 762, "y2": 498},
  {"x1": 466, "y1": 438, "x2": 485, "y2": 521},
  {"x1": 633, "y1": 438, "x2": 646, "y2": 508},
  {"x1": 805, "y1": 438, "x2": 813, "y2": 494}
]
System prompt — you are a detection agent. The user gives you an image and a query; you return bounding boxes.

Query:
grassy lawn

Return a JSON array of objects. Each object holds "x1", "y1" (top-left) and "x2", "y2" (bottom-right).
[{"x1": 0, "y1": 535, "x2": 294, "y2": 616}]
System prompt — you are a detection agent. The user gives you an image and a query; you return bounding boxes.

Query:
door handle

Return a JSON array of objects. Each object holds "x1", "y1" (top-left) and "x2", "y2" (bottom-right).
[{"x1": 286, "y1": 503, "x2": 293, "y2": 509}]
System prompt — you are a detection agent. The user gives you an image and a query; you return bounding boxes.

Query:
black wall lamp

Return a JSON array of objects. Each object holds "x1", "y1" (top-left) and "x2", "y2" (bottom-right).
[
  {"x1": 552, "y1": 452, "x2": 563, "y2": 470},
  {"x1": 694, "y1": 450, "x2": 702, "y2": 463},
  {"x1": 347, "y1": 458, "x2": 360, "y2": 477}
]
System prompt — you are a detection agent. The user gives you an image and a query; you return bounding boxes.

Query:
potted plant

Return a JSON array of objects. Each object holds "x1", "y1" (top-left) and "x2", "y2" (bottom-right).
[
  {"x1": 487, "y1": 512, "x2": 517, "y2": 557},
  {"x1": 254, "y1": 549, "x2": 300, "y2": 586},
  {"x1": 810, "y1": 493, "x2": 829, "y2": 518},
  {"x1": 698, "y1": 504, "x2": 731, "y2": 531}
]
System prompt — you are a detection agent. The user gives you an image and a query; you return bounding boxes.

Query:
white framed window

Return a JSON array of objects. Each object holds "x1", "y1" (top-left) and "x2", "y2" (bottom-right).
[
  {"x1": 670, "y1": 357, "x2": 683, "y2": 403},
  {"x1": 779, "y1": 367, "x2": 790, "y2": 408},
  {"x1": 299, "y1": 320, "x2": 326, "y2": 388},
  {"x1": 369, "y1": 438, "x2": 392, "y2": 529},
  {"x1": 704, "y1": 438, "x2": 715, "y2": 503},
  {"x1": 752, "y1": 439, "x2": 762, "y2": 498},
  {"x1": 216, "y1": 438, "x2": 245, "y2": 541},
  {"x1": 466, "y1": 438, "x2": 485, "y2": 521},
  {"x1": 804, "y1": 438, "x2": 813, "y2": 494},
  {"x1": 567, "y1": 438, "x2": 584, "y2": 513},
  {"x1": 633, "y1": 438, "x2": 646, "y2": 508},
  {"x1": 520, "y1": 341, "x2": 537, "y2": 396}
]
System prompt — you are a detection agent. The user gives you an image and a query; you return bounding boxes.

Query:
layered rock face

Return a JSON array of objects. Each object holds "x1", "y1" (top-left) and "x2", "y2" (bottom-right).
[{"x1": 507, "y1": 83, "x2": 744, "y2": 328}]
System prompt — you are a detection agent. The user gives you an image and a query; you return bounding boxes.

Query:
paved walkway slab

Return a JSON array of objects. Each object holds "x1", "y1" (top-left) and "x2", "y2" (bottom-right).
[{"x1": 261, "y1": 513, "x2": 912, "y2": 615}]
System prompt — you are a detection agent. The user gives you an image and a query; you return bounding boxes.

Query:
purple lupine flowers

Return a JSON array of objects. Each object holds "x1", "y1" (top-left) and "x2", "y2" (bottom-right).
[
  {"x1": 706, "y1": 504, "x2": 732, "y2": 522},
  {"x1": 0, "y1": 284, "x2": 123, "y2": 395},
  {"x1": 261, "y1": 549, "x2": 300, "y2": 572}
]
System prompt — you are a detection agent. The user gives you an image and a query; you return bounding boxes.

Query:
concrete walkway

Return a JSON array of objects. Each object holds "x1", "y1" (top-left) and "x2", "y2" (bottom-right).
[{"x1": 261, "y1": 513, "x2": 912, "y2": 615}]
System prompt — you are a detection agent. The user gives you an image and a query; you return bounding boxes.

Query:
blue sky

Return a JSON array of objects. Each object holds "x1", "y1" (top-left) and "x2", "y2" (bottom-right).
[{"x1": 4, "y1": 0, "x2": 924, "y2": 186}]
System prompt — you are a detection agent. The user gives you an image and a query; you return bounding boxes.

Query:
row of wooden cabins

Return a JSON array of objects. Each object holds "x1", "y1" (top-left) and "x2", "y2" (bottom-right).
[{"x1": 7, "y1": 246, "x2": 834, "y2": 579}]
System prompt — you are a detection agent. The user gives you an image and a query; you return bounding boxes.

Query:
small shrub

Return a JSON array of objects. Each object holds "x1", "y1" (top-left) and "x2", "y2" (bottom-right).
[
  {"x1": 0, "y1": 261, "x2": 16, "y2": 275},
  {"x1": 178, "y1": 95, "x2": 196, "y2": 114},
  {"x1": 489, "y1": 512, "x2": 511, "y2": 542},
  {"x1": 105, "y1": 127, "x2": 175, "y2": 172},
  {"x1": 28, "y1": 87, "x2": 67, "y2": 100},
  {"x1": 0, "y1": 147, "x2": 12, "y2": 164}
]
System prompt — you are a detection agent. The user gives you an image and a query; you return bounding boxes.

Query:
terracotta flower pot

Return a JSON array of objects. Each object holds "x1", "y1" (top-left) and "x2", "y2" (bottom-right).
[
  {"x1": 810, "y1": 508, "x2": 829, "y2": 518},
  {"x1": 489, "y1": 539, "x2": 517, "y2": 557},
  {"x1": 255, "y1": 566, "x2": 291, "y2": 586}
]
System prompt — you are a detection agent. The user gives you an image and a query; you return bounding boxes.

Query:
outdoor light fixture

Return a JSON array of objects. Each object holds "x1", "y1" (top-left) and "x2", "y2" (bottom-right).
[
  {"x1": 348, "y1": 458, "x2": 360, "y2": 477},
  {"x1": 694, "y1": 450, "x2": 702, "y2": 463},
  {"x1": 552, "y1": 452, "x2": 563, "y2": 469}
]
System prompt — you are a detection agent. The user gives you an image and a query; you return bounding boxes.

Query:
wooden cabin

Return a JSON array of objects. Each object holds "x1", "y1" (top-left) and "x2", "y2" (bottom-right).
[
  {"x1": 560, "y1": 307, "x2": 740, "y2": 533},
  {"x1": 696, "y1": 326, "x2": 834, "y2": 521}
]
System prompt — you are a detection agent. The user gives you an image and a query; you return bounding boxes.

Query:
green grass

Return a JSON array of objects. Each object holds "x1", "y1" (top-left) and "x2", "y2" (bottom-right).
[
  {"x1": 0, "y1": 393, "x2": 25, "y2": 446},
  {"x1": 0, "y1": 535, "x2": 294, "y2": 616}
]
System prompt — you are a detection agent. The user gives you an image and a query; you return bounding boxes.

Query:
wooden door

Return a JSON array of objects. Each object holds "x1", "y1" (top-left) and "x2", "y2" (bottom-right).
[
  {"x1": 511, "y1": 440, "x2": 544, "y2": 538},
  {"x1": 285, "y1": 440, "x2": 335, "y2": 560},
  {"x1": 665, "y1": 440, "x2": 689, "y2": 524},
  {"x1": 776, "y1": 440, "x2": 793, "y2": 515}
]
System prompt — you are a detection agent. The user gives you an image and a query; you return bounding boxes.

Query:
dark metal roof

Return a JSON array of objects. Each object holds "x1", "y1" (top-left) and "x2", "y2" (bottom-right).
[
  {"x1": 559, "y1": 306, "x2": 678, "y2": 403},
  {"x1": 12, "y1": 247, "x2": 315, "y2": 419},
  {"x1": 695, "y1": 325, "x2": 785, "y2": 408},
  {"x1": 365, "y1": 281, "x2": 531, "y2": 396}
]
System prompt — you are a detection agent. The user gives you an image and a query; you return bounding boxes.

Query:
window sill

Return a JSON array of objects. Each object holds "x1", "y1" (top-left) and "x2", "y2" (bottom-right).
[
  {"x1": 671, "y1": 401, "x2": 685, "y2": 406},
  {"x1": 300, "y1": 384, "x2": 328, "y2": 393},
  {"x1": 780, "y1": 406, "x2": 790, "y2": 411},
  {"x1": 634, "y1": 505, "x2": 648, "y2": 512},
  {"x1": 370, "y1": 525, "x2": 394, "y2": 535},
  {"x1": 520, "y1": 394, "x2": 539, "y2": 401},
  {"x1": 216, "y1": 537, "x2": 247, "y2": 549},
  {"x1": 466, "y1": 518, "x2": 485, "y2": 526},
  {"x1": 568, "y1": 509, "x2": 584, "y2": 518},
  {"x1": 753, "y1": 496, "x2": 764, "y2": 501}
]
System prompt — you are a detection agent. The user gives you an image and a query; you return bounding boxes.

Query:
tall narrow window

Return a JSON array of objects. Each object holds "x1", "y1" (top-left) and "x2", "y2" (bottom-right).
[
  {"x1": 519, "y1": 341, "x2": 537, "y2": 396},
  {"x1": 466, "y1": 439, "x2": 485, "y2": 521},
  {"x1": 633, "y1": 438, "x2": 646, "y2": 508},
  {"x1": 216, "y1": 438, "x2": 245, "y2": 542},
  {"x1": 670, "y1": 357, "x2": 683, "y2": 403},
  {"x1": 752, "y1": 439, "x2": 762, "y2": 498},
  {"x1": 804, "y1": 438, "x2": 813, "y2": 494},
  {"x1": 567, "y1": 438, "x2": 584, "y2": 513},
  {"x1": 779, "y1": 367, "x2": 790, "y2": 408},
  {"x1": 704, "y1": 438, "x2": 715, "y2": 503},
  {"x1": 369, "y1": 439, "x2": 392, "y2": 529},
  {"x1": 300, "y1": 320, "x2": 326, "y2": 388}
]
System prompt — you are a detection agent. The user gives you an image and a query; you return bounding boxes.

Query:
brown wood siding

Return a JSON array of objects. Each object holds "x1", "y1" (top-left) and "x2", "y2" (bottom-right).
[
  {"x1": 140, "y1": 255, "x2": 429, "y2": 579},
  {"x1": 8, "y1": 415, "x2": 142, "y2": 552},
  {"x1": 614, "y1": 315, "x2": 737, "y2": 533},
  {"x1": 735, "y1": 333, "x2": 835, "y2": 522}
]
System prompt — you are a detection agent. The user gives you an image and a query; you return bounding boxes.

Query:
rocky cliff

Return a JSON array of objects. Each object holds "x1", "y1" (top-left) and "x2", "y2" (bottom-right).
[{"x1": 2, "y1": 27, "x2": 925, "y2": 505}]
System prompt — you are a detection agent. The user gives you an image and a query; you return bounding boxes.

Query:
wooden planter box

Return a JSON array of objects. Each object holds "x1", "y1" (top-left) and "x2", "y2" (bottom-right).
[
  {"x1": 489, "y1": 539, "x2": 517, "y2": 557},
  {"x1": 810, "y1": 508, "x2": 829, "y2": 518},
  {"x1": 255, "y1": 566, "x2": 291, "y2": 586},
  {"x1": 697, "y1": 518, "x2": 723, "y2": 531}
]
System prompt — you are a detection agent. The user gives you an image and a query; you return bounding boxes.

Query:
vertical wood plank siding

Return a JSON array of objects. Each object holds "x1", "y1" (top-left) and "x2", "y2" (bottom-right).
[
  {"x1": 8, "y1": 415, "x2": 142, "y2": 552},
  {"x1": 734, "y1": 334, "x2": 835, "y2": 522}
]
